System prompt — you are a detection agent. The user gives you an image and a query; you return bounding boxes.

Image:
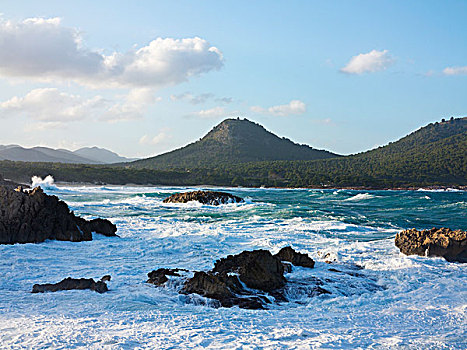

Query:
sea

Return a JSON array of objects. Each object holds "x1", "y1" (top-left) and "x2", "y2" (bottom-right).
[{"x1": 0, "y1": 179, "x2": 466, "y2": 349}]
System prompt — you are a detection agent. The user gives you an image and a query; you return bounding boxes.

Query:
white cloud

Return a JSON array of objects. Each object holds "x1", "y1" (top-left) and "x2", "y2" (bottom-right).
[
  {"x1": 0, "y1": 17, "x2": 223, "y2": 88},
  {"x1": 0, "y1": 88, "x2": 106, "y2": 122},
  {"x1": 100, "y1": 88, "x2": 161, "y2": 122},
  {"x1": 250, "y1": 100, "x2": 306, "y2": 117},
  {"x1": 0, "y1": 87, "x2": 161, "y2": 124},
  {"x1": 139, "y1": 131, "x2": 170, "y2": 145},
  {"x1": 193, "y1": 106, "x2": 228, "y2": 119},
  {"x1": 170, "y1": 92, "x2": 214, "y2": 104},
  {"x1": 443, "y1": 66, "x2": 467, "y2": 75},
  {"x1": 170, "y1": 92, "x2": 232, "y2": 105},
  {"x1": 340, "y1": 50, "x2": 394, "y2": 74}
]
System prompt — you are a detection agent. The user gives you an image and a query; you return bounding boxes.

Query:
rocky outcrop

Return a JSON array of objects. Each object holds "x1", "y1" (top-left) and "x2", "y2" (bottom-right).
[
  {"x1": 395, "y1": 227, "x2": 467, "y2": 263},
  {"x1": 163, "y1": 190, "x2": 243, "y2": 205},
  {"x1": 0, "y1": 185, "x2": 117, "y2": 244},
  {"x1": 147, "y1": 268, "x2": 187, "y2": 286},
  {"x1": 148, "y1": 247, "x2": 321, "y2": 309},
  {"x1": 274, "y1": 246, "x2": 315, "y2": 268},
  {"x1": 32, "y1": 276, "x2": 110, "y2": 294}
]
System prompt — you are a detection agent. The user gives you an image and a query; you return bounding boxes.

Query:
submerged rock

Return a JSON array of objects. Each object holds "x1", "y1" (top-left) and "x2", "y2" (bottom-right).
[
  {"x1": 0, "y1": 185, "x2": 117, "y2": 244},
  {"x1": 163, "y1": 190, "x2": 243, "y2": 205},
  {"x1": 274, "y1": 246, "x2": 315, "y2": 268},
  {"x1": 148, "y1": 247, "x2": 321, "y2": 309},
  {"x1": 32, "y1": 276, "x2": 110, "y2": 294},
  {"x1": 395, "y1": 227, "x2": 467, "y2": 263}
]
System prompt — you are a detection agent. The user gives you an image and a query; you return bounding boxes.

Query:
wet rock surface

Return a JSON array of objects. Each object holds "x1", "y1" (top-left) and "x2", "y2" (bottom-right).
[
  {"x1": 274, "y1": 246, "x2": 315, "y2": 268},
  {"x1": 148, "y1": 247, "x2": 329, "y2": 309},
  {"x1": 163, "y1": 190, "x2": 243, "y2": 205},
  {"x1": 395, "y1": 227, "x2": 467, "y2": 263},
  {"x1": 32, "y1": 276, "x2": 110, "y2": 294},
  {"x1": 0, "y1": 185, "x2": 117, "y2": 244}
]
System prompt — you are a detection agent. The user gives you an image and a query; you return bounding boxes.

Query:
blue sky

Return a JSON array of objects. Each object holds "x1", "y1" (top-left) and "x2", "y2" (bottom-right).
[{"x1": 0, "y1": 0, "x2": 465, "y2": 157}]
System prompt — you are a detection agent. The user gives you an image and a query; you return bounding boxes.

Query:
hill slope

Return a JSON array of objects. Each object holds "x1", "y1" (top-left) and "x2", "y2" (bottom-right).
[
  {"x1": 0, "y1": 145, "x2": 137, "y2": 164},
  {"x1": 129, "y1": 118, "x2": 339, "y2": 169}
]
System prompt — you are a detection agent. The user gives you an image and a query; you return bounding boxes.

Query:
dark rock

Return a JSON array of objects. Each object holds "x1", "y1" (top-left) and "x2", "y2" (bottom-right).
[
  {"x1": 163, "y1": 190, "x2": 243, "y2": 205},
  {"x1": 0, "y1": 185, "x2": 117, "y2": 244},
  {"x1": 100, "y1": 275, "x2": 111, "y2": 282},
  {"x1": 32, "y1": 277, "x2": 110, "y2": 294},
  {"x1": 147, "y1": 268, "x2": 187, "y2": 286},
  {"x1": 212, "y1": 249, "x2": 286, "y2": 292},
  {"x1": 74, "y1": 217, "x2": 118, "y2": 237},
  {"x1": 274, "y1": 246, "x2": 315, "y2": 268},
  {"x1": 181, "y1": 271, "x2": 266, "y2": 309},
  {"x1": 395, "y1": 227, "x2": 467, "y2": 263}
]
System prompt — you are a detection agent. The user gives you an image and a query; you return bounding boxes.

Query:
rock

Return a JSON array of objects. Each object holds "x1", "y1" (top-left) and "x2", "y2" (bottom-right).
[
  {"x1": 212, "y1": 249, "x2": 286, "y2": 292},
  {"x1": 163, "y1": 190, "x2": 243, "y2": 205},
  {"x1": 147, "y1": 268, "x2": 187, "y2": 286},
  {"x1": 274, "y1": 246, "x2": 315, "y2": 268},
  {"x1": 74, "y1": 217, "x2": 118, "y2": 237},
  {"x1": 395, "y1": 227, "x2": 467, "y2": 263},
  {"x1": 0, "y1": 185, "x2": 117, "y2": 244},
  {"x1": 181, "y1": 271, "x2": 266, "y2": 309},
  {"x1": 32, "y1": 276, "x2": 110, "y2": 294}
]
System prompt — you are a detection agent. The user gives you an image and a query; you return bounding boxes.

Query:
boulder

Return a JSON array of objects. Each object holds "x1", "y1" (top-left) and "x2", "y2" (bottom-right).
[
  {"x1": 395, "y1": 227, "x2": 467, "y2": 263},
  {"x1": 32, "y1": 276, "x2": 110, "y2": 294},
  {"x1": 274, "y1": 246, "x2": 315, "y2": 268},
  {"x1": 147, "y1": 268, "x2": 187, "y2": 286},
  {"x1": 0, "y1": 185, "x2": 117, "y2": 244},
  {"x1": 212, "y1": 249, "x2": 286, "y2": 292},
  {"x1": 163, "y1": 190, "x2": 243, "y2": 205}
]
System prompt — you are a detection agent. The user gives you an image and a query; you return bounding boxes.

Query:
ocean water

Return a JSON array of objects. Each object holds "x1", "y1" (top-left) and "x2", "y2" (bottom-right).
[{"x1": 0, "y1": 184, "x2": 466, "y2": 349}]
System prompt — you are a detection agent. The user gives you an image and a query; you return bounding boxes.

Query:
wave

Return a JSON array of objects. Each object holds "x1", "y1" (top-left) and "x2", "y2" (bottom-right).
[
  {"x1": 31, "y1": 175, "x2": 57, "y2": 189},
  {"x1": 343, "y1": 193, "x2": 375, "y2": 201}
]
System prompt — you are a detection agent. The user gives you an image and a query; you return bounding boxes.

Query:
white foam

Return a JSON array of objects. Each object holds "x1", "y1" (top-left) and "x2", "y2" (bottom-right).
[{"x1": 31, "y1": 175, "x2": 55, "y2": 189}]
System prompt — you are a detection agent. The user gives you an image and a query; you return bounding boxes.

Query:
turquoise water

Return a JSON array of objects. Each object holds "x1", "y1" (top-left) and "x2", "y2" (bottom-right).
[{"x1": 0, "y1": 184, "x2": 466, "y2": 349}]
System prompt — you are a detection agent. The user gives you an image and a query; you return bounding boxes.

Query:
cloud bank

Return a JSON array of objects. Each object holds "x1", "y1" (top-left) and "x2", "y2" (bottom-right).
[
  {"x1": 340, "y1": 50, "x2": 394, "y2": 74},
  {"x1": 0, "y1": 17, "x2": 223, "y2": 88}
]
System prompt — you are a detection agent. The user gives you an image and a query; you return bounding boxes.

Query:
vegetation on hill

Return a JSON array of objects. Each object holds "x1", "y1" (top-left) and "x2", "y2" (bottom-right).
[
  {"x1": 129, "y1": 118, "x2": 338, "y2": 169},
  {"x1": 0, "y1": 117, "x2": 465, "y2": 189}
]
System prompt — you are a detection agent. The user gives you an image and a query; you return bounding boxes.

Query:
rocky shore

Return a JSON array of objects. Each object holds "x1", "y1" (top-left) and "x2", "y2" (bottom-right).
[
  {"x1": 395, "y1": 227, "x2": 466, "y2": 263},
  {"x1": 0, "y1": 184, "x2": 117, "y2": 244}
]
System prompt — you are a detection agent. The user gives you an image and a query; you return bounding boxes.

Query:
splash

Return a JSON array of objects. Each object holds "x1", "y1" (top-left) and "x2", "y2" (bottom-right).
[{"x1": 31, "y1": 175, "x2": 55, "y2": 189}]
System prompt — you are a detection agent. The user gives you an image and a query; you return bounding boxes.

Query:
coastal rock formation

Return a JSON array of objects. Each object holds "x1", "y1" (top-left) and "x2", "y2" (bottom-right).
[
  {"x1": 395, "y1": 228, "x2": 467, "y2": 263},
  {"x1": 0, "y1": 185, "x2": 117, "y2": 244},
  {"x1": 32, "y1": 276, "x2": 110, "y2": 294},
  {"x1": 274, "y1": 246, "x2": 315, "y2": 268},
  {"x1": 148, "y1": 247, "x2": 321, "y2": 309},
  {"x1": 163, "y1": 190, "x2": 243, "y2": 205},
  {"x1": 147, "y1": 268, "x2": 187, "y2": 286}
]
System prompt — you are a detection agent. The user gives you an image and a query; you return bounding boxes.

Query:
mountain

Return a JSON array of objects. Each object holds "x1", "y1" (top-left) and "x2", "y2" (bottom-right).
[
  {"x1": 74, "y1": 147, "x2": 138, "y2": 164},
  {"x1": 129, "y1": 118, "x2": 339, "y2": 169},
  {"x1": 0, "y1": 145, "x2": 137, "y2": 164}
]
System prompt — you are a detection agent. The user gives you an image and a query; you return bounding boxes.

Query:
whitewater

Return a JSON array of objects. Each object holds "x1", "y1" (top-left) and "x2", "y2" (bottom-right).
[{"x1": 0, "y1": 183, "x2": 466, "y2": 349}]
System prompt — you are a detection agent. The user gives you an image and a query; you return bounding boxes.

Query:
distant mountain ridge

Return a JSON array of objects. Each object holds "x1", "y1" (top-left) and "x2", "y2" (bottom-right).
[
  {"x1": 0, "y1": 145, "x2": 137, "y2": 164},
  {"x1": 129, "y1": 118, "x2": 339, "y2": 169}
]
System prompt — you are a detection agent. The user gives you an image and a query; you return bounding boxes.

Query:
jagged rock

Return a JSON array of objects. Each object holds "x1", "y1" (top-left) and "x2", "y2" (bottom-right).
[
  {"x1": 181, "y1": 271, "x2": 267, "y2": 309},
  {"x1": 163, "y1": 190, "x2": 243, "y2": 205},
  {"x1": 73, "y1": 217, "x2": 117, "y2": 237},
  {"x1": 147, "y1": 268, "x2": 187, "y2": 286},
  {"x1": 0, "y1": 185, "x2": 117, "y2": 244},
  {"x1": 274, "y1": 246, "x2": 315, "y2": 268},
  {"x1": 32, "y1": 276, "x2": 110, "y2": 294},
  {"x1": 395, "y1": 227, "x2": 467, "y2": 263},
  {"x1": 212, "y1": 249, "x2": 286, "y2": 292}
]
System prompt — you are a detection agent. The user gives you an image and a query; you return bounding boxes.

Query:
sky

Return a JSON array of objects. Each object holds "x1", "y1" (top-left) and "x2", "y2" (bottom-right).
[{"x1": 0, "y1": 0, "x2": 465, "y2": 157}]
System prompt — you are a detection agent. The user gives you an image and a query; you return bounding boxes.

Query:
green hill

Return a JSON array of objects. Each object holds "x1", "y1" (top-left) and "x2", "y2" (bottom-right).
[{"x1": 129, "y1": 118, "x2": 339, "y2": 169}]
